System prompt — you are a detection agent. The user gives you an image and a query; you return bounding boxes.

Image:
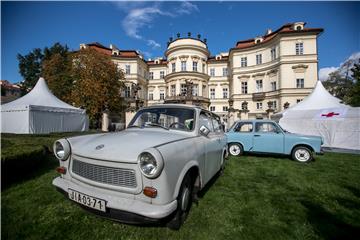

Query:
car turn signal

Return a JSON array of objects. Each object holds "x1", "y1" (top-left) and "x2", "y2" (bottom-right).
[
  {"x1": 143, "y1": 186, "x2": 157, "y2": 198},
  {"x1": 56, "y1": 166, "x2": 67, "y2": 174}
]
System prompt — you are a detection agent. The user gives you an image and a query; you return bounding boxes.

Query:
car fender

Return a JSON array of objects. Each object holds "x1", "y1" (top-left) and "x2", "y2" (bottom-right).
[{"x1": 172, "y1": 160, "x2": 202, "y2": 200}]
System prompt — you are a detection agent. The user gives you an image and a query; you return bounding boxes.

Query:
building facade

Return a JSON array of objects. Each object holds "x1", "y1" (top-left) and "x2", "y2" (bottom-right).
[{"x1": 81, "y1": 22, "x2": 323, "y2": 127}]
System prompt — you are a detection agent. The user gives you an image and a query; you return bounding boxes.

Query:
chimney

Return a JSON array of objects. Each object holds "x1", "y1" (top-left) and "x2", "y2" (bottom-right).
[{"x1": 266, "y1": 29, "x2": 272, "y2": 35}]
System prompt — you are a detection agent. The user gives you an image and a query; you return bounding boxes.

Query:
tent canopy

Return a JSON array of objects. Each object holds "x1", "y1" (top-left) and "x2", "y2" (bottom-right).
[
  {"x1": 1, "y1": 78, "x2": 81, "y2": 113},
  {"x1": 1, "y1": 78, "x2": 88, "y2": 134}
]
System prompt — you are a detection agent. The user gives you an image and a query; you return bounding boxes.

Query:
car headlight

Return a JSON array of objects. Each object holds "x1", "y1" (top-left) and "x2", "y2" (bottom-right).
[
  {"x1": 138, "y1": 150, "x2": 164, "y2": 179},
  {"x1": 53, "y1": 139, "x2": 71, "y2": 161}
]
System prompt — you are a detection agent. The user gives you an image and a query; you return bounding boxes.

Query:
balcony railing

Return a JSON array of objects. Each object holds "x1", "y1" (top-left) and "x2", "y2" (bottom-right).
[{"x1": 252, "y1": 92, "x2": 265, "y2": 101}]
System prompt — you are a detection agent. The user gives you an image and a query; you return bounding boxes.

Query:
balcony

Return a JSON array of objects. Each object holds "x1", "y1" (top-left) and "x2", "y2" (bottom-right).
[{"x1": 252, "y1": 92, "x2": 265, "y2": 101}]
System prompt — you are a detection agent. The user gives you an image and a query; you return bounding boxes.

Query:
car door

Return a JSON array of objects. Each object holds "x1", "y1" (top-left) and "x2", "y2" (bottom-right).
[
  {"x1": 252, "y1": 122, "x2": 284, "y2": 154},
  {"x1": 210, "y1": 114, "x2": 226, "y2": 171},
  {"x1": 199, "y1": 111, "x2": 220, "y2": 184},
  {"x1": 228, "y1": 122, "x2": 254, "y2": 151}
]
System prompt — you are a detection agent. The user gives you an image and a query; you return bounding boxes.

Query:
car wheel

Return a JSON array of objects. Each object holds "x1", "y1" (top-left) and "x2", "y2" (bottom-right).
[
  {"x1": 228, "y1": 143, "x2": 243, "y2": 156},
  {"x1": 167, "y1": 173, "x2": 193, "y2": 230},
  {"x1": 292, "y1": 146, "x2": 313, "y2": 163}
]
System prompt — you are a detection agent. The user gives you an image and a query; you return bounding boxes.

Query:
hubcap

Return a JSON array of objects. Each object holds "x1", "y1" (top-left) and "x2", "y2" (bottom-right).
[
  {"x1": 229, "y1": 145, "x2": 240, "y2": 155},
  {"x1": 295, "y1": 149, "x2": 310, "y2": 162},
  {"x1": 181, "y1": 187, "x2": 190, "y2": 211}
]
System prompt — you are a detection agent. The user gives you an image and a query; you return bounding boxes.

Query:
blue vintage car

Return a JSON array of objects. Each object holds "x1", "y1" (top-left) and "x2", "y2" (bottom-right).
[{"x1": 226, "y1": 120, "x2": 323, "y2": 162}]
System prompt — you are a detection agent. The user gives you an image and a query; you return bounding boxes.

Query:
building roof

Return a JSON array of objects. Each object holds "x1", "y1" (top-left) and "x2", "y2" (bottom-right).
[
  {"x1": 235, "y1": 23, "x2": 323, "y2": 49},
  {"x1": 0, "y1": 80, "x2": 21, "y2": 90}
]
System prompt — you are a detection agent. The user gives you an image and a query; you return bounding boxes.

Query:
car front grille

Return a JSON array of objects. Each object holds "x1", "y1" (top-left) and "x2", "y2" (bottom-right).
[{"x1": 72, "y1": 159, "x2": 137, "y2": 188}]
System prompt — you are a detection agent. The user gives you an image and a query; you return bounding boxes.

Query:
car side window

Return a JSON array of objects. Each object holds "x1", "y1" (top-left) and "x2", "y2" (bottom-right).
[
  {"x1": 234, "y1": 122, "x2": 253, "y2": 132},
  {"x1": 255, "y1": 122, "x2": 278, "y2": 133},
  {"x1": 211, "y1": 116, "x2": 222, "y2": 133},
  {"x1": 199, "y1": 112, "x2": 214, "y2": 132}
]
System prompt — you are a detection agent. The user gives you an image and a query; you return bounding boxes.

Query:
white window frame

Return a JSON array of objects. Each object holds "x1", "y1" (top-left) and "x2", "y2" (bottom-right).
[
  {"x1": 193, "y1": 62, "x2": 198, "y2": 72},
  {"x1": 181, "y1": 61, "x2": 187, "y2": 71},
  {"x1": 172, "y1": 63, "x2": 176, "y2": 73},
  {"x1": 171, "y1": 85, "x2": 176, "y2": 96},
  {"x1": 256, "y1": 54, "x2": 262, "y2": 65},
  {"x1": 256, "y1": 80, "x2": 263, "y2": 93},
  {"x1": 296, "y1": 78, "x2": 304, "y2": 88},
  {"x1": 210, "y1": 68, "x2": 215, "y2": 77},
  {"x1": 149, "y1": 72, "x2": 154, "y2": 80},
  {"x1": 241, "y1": 82, "x2": 248, "y2": 94},
  {"x1": 241, "y1": 57, "x2": 247, "y2": 67},
  {"x1": 256, "y1": 102, "x2": 263, "y2": 110},
  {"x1": 210, "y1": 106, "x2": 215, "y2": 112},
  {"x1": 271, "y1": 81, "x2": 277, "y2": 91},
  {"x1": 125, "y1": 65, "x2": 131, "y2": 74},
  {"x1": 222, "y1": 67, "x2": 228, "y2": 77},
  {"x1": 210, "y1": 88, "x2": 215, "y2": 99},
  {"x1": 296, "y1": 42, "x2": 304, "y2": 55},
  {"x1": 160, "y1": 71, "x2": 164, "y2": 79},
  {"x1": 222, "y1": 88, "x2": 228, "y2": 99}
]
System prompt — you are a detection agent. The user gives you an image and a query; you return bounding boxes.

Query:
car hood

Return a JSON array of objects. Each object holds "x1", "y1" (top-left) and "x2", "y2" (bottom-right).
[{"x1": 67, "y1": 129, "x2": 192, "y2": 163}]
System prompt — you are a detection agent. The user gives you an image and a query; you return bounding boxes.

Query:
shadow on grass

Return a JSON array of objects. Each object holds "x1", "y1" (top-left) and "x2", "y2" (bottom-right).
[
  {"x1": 301, "y1": 200, "x2": 360, "y2": 239},
  {"x1": 343, "y1": 185, "x2": 360, "y2": 199},
  {"x1": 1, "y1": 154, "x2": 58, "y2": 190}
]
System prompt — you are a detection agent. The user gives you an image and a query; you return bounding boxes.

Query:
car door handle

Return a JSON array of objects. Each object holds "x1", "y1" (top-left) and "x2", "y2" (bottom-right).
[{"x1": 254, "y1": 135, "x2": 261, "y2": 137}]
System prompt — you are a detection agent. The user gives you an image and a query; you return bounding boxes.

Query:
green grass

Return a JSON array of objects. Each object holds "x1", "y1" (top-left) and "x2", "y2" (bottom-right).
[{"x1": 2, "y1": 153, "x2": 360, "y2": 240}]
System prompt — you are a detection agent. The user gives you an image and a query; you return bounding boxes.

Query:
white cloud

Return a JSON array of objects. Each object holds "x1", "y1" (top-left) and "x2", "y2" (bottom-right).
[
  {"x1": 147, "y1": 39, "x2": 161, "y2": 49},
  {"x1": 176, "y1": 1, "x2": 199, "y2": 15},
  {"x1": 348, "y1": 52, "x2": 360, "y2": 61},
  {"x1": 119, "y1": 1, "x2": 199, "y2": 55},
  {"x1": 319, "y1": 67, "x2": 338, "y2": 81}
]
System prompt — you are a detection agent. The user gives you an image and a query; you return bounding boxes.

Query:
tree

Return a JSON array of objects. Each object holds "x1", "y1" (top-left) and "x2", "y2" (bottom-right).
[
  {"x1": 70, "y1": 48, "x2": 125, "y2": 128},
  {"x1": 323, "y1": 71, "x2": 354, "y2": 101},
  {"x1": 42, "y1": 53, "x2": 73, "y2": 102},
  {"x1": 346, "y1": 63, "x2": 360, "y2": 106},
  {"x1": 17, "y1": 43, "x2": 69, "y2": 94}
]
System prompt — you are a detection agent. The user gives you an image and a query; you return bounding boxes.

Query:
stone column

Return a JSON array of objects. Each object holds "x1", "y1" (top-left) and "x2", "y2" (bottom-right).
[{"x1": 101, "y1": 110, "x2": 110, "y2": 132}]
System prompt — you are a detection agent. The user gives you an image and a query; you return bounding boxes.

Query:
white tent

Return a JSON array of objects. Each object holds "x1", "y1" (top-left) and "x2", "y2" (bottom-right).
[
  {"x1": 273, "y1": 81, "x2": 360, "y2": 150},
  {"x1": 1, "y1": 78, "x2": 88, "y2": 134}
]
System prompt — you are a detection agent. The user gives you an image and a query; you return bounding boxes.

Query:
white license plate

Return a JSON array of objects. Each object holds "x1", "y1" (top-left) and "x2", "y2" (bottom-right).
[{"x1": 68, "y1": 189, "x2": 106, "y2": 212}]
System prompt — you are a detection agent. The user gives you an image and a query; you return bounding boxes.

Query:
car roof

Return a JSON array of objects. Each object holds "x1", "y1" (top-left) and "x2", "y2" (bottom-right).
[
  {"x1": 142, "y1": 104, "x2": 204, "y2": 110},
  {"x1": 235, "y1": 119, "x2": 276, "y2": 123}
]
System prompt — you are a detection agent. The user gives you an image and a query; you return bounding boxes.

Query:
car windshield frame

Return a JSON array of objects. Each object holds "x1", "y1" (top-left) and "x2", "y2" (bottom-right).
[{"x1": 128, "y1": 107, "x2": 196, "y2": 132}]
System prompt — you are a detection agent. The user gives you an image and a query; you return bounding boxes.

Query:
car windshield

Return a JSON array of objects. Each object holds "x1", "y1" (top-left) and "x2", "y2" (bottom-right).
[{"x1": 128, "y1": 107, "x2": 195, "y2": 132}]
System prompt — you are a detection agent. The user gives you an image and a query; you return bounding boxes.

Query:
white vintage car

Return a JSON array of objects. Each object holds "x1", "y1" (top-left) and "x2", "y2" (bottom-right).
[{"x1": 52, "y1": 104, "x2": 227, "y2": 229}]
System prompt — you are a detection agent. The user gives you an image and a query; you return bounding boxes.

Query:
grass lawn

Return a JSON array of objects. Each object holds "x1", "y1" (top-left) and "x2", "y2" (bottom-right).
[{"x1": 2, "y1": 152, "x2": 360, "y2": 239}]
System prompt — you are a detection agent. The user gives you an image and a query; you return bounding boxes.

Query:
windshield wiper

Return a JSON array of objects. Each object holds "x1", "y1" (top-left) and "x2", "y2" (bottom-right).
[{"x1": 144, "y1": 123, "x2": 169, "y2": 130}]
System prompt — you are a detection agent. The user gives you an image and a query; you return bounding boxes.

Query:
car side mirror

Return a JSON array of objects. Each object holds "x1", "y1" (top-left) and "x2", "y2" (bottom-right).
[{"x1": 199, "y1": 125, "x2": 210, "y2": 136}]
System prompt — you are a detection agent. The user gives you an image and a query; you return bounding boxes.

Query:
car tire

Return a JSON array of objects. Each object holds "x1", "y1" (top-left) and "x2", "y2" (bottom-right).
[
  {"x1": 292, "y1": 146, "x2": 313, "y2": 163},
  {"x1": 228, "y1": 143, "x2": 243, "y2": 156},
  {"x1": 167, "y1": 173, "x2": 193, "y2": 230}
]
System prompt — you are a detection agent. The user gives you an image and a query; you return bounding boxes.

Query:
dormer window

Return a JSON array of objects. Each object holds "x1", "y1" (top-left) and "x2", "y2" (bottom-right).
[
  {"x1": 255, "y1": 37, "x2": 263, "y2": 44},
  {"x1": 293, "y1": 22, "x2": 305, "y2": 31}
]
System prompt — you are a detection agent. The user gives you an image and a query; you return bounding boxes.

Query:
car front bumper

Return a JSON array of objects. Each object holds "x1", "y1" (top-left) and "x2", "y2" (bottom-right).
[{"x1": 52, "y1": 177, "x2": 178, "y2": 224}]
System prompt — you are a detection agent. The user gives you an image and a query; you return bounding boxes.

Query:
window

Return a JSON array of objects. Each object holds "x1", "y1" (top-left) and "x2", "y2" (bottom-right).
[
  {"x1": 271, "y1": 81, "x2": 277, "y2": 91},
  {"x1": 256, "y1": 102, "x2": 263, "y2": 110},
  {"x1": 172, "y1": 63, "x2": 176, "y2": 73},
  {"x1": 296, "y1": 78, "x2": 304, "y2": 88},
  {"x1": 296, "y1": 42, "x2": 304, "y2": 55},
  {"x1": 125, "y1": 86, "x2": 131, "y2": 98},
  {"x1": 256, "y1": 54, "x2": 262, "y2": 65},
  {"x1": 149, "y1": 72, "x2": 154, "y2": 80},
  {"x1": 223, "y1": 67, "x2": 228, "y2": 76},
  {"x1": 210, "y1": 88, "x2": 215, "y2": 99},
  {"x1": 181, "y1": 61, "x2": 186, "y2": 71},
  {"x1": 210, "y1": 106, "x2": 215, "y2": 112},
  {"x1": 223, "y1": 106, "x2": 228, "y2": 112},
  {"x1": 193, "y1": 62, "x2": 198, "y2": 71},
  {"x1": 125, "y1": 65, "x2": 131, "y2": 74},
  {"x1": 297, "y1": 99, "x2": 303, "y2": 103},
  {"x1": 210, "y1": 68, "x2": 215, "y2": 77},
  {"x1": 241, "y1": 82, "x2": 248, "y2": 94},
  {"x1": 212, "y1": 116, "x2": 222, "y2": 132},
  {"x1": 160, "y1": 92, "x2": 165, "y2": 100},
  {"x1": 255, "y1": 122, "x2": 279, "y2": 133},
  {"x1": 202, "y1": 64, "x2": 205, "y2": 73},
  {"x1": 181, "y1": 84, "x2": 187, "y2": 95},
  {"x1": 234, "y1": 122, "x2": 253, "y2": 132},
  {"x1": 160, "y1": 71, "x2": 165, "y2": 79},
  {"x1": 148, "y1": 93, "x2": 153, "y2": 100},
  {"x1": 199, "y1": 112, "x2": 214, "y2": 132},
  {"x1": 269, "y1": 100, "x2": 277, "y2": 109},
  {"x1": 256, "y1": 80, "x2": 263, "y2": 92},
  {"x1": 241, "y1": 57, "x2": 247, "y2": 67},
  {"x1": 223, "y1": 88, "x2": 228, "y2": 99},
  {"x1": 271, "y1": 47, "x2": 276, "y2": 60},
  {"x1": 171, "y1": 85, "x2": 176, "y2": 96},
  {"x1": 192, "y1": 84, "x2": 198, "y2": 96}
]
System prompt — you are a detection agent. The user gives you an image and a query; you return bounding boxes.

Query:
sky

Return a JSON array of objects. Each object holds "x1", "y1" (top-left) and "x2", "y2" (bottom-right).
[{"x1": 1, "y1": 1, "x2": 360, "y2": 83}]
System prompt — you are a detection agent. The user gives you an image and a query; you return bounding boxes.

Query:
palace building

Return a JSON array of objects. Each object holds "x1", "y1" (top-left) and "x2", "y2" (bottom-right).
[{"x1": 80, "y1": 22, "x2": 323, "y2": 127}]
